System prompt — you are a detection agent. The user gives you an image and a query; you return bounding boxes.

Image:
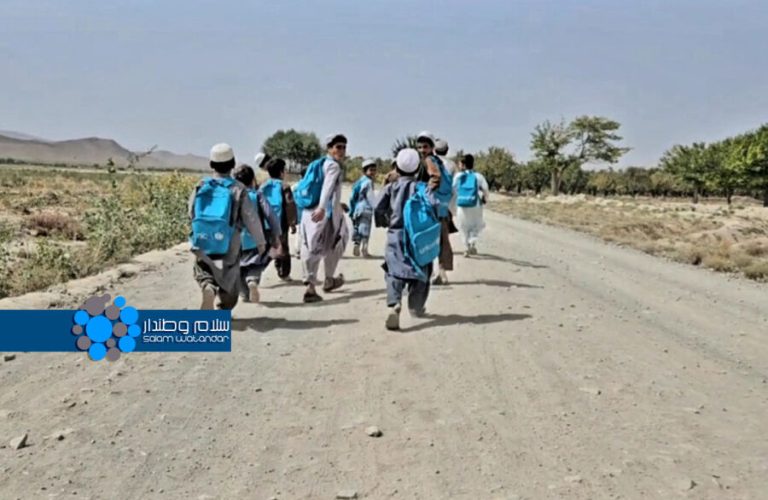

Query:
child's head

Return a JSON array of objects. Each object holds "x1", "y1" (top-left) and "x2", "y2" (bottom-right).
[
  {"x1": 209, "y1": 143, "x2": 236, "y2": 174},
  {"x1": 395, "y1": 148, "x2": 420, "y2": 177},
  {"x1": 233, "y1": 164, "x2": 256, "y2": 188},
  {"x1": 416, "y1": 131, "x2": 435, "y2": 158},
  {"x1": 265, "y1": 158, "x2": 286, "y2": 179},
  {"x1": 362, "y1": 159, "x2": 377, "y2": 179},
  {"x1": 325, "y1": 133, "x2": 348, "y2": 162},
  {"x1": 461, "y1": 154, "x2": 475, "y2": 170},
  {"x1": 434, "y1": 139, "x2": 449, "y2": 156}
]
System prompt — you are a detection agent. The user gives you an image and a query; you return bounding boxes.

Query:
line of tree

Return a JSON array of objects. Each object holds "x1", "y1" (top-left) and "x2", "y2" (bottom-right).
[{"x1": 259, "y1": 120, "x2": 768, "y2": 206}]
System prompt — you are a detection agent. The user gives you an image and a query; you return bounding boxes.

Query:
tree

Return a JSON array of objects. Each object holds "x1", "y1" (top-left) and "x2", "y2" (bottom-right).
[
  {"x1": 520, "y1": 160, "x2": 550, "y2": 194},
  {"x1": 530, "y1": 116, "x2": 628, "y2": 195},
  {"x1": 262, "y1": 129, "x2": 322, "y2": 169},
  {"x1": 474, "y1": 147, "x2": 517, "y2": 191},
  {"x1": 391, "y1": 135, "x2": 418, "y2": 157},
  {"x1": 743, "y1": 126, "x2": 768, "y2": 207},
  {"x1": 660, "y1": 142, "x2": 716, "y2": 203},
  {"x1": 710, "y1": 138, "x2": 747, "y2": 205}
]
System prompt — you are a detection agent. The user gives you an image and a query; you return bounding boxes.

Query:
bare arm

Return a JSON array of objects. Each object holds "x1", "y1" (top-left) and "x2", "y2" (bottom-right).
[{"x1": 423, "y1": 156, "x2": 441, "y2": 192}]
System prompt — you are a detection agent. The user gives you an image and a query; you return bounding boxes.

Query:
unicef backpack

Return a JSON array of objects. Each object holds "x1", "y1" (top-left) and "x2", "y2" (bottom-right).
[
  {"x1": 293, "y1": 157, "x2": 326, "y2": 210},
  {"x1": 190, "y1": 177, "x2": 236, "y2": 255},
  {"x1": 403, "y1": 182, "x2": 441, "y2": 279},
  {"x1": 240, "y1": 189, "x2": 263, "y2": 251},
  {"x1": 348, "y1": 176, "x2": 365, "y2": 216},
  {"x1": 456, "y1": 171, "x2": 479, "y2": 207},
  {"x1": 431, "y1": 155, "x2": 454, "y2": 217},
  {"x1": 259, "y1": 179, "x2": 284, "y2": 230}
]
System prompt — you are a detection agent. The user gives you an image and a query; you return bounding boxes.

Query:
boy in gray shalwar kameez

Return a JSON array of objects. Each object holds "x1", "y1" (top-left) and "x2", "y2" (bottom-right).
[
  {"x1": 189, "y1": 144, "x2": 268, "y2": 310},
  {"x1": 299, "y1": 133, "x2": 350, "y2": 303},
  {"x1": 374, "y1": 148, "x2": 440, "y2": 331}
]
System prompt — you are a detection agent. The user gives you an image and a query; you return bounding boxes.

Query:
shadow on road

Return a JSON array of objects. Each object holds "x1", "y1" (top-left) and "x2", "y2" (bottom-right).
[
  {"x1": 471, "y1": 254, "x2": 549, "y2": 268},
  {"x1": 404, "y1": 312, "x2": 532, "y2": 333},
  {"x1": 444, "y1": 280, "x2": 543, "y2": 289},
  {"x1": 259, "y1": 288, "x2": 384, "y2": 309},
  {"x1": 233, "y1": 317, "x2": 359, "y2": 333},
  {"x1": 265, "y1": 277, "x2": 370, "y2": 289}
]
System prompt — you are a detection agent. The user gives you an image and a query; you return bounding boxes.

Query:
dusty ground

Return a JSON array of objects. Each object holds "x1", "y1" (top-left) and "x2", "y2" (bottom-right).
[{"x1": 1, "y1": 206, "x2": 767, "y2": 499}]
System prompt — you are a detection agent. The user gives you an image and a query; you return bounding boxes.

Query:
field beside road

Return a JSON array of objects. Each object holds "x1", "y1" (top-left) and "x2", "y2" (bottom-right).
[{"x1": 491, "y1": 194, "x2": 768, "y2": 281}]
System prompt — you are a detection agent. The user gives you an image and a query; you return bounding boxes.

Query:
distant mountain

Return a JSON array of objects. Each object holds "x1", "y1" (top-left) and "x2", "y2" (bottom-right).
[
  {"x1": 0, "y1": 130, "x2": 50, "y2": 142},
  {"x1": 0, "y1": 132, "x2": 209, "y2": 171}
]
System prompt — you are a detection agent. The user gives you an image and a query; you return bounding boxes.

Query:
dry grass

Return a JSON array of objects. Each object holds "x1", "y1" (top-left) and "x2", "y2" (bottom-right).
[
  {"x1": 490, "y1": 194, "x2": 768, "y2": 282},
  {"x1": 0, "y1": 167, "x2": 198, "y2": 298}
]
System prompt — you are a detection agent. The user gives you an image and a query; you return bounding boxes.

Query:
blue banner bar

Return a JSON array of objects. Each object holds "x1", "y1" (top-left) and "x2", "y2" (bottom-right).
[{"x1": 0, "y1": 310, "x2": 231, "y2": 354}]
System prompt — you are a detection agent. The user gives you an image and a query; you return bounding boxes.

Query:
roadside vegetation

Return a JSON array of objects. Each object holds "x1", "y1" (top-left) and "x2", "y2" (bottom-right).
[{"x1": 0, "y1": 167, "x2": 197, "y2": 298}]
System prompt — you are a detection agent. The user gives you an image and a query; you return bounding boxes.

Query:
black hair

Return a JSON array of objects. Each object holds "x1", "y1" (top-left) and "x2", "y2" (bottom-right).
[
  {"x1": 258, "y1": 153, "x2": 272, "y2": 169},
  {"x1": 435, "y1": 144, "x2": 449, "y2": 156},
  {"x1": 396, "y1": 166, "x2": 416, "y2": 177},
  {"x1": 416, "y1": 136, "x2": 435, "y2": 148},
  {"x1": 210, "y1": 158, "x2": 236, "y2": 174},
  {"x1": 363, "y1": 162, "x2": 377, "y2": 173},
  {"x1": 327, "y1": 134, "x2": 348, "y2": 148},
  {"x1": 462, "y1": 154, "x2": 475, "y2": 170},
  {"x1": 233, "y1": 164, "x2": 256, "y2": 187},
  {"x1": 265, "y1": 158, "x2": 286, "y2": 179}
]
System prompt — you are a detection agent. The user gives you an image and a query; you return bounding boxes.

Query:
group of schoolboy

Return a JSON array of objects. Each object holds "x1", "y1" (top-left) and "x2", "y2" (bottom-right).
[{"x1": 188, "y1": 131, "x2": 489, "y2": 330}]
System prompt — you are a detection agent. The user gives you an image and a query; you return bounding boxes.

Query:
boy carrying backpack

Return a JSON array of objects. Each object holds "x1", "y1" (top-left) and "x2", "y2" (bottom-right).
[
  {"x1": 453, "y1": 154, "x2": 490, "y2": 256},
  {"x1": 189, "y1": 144, "x2": 268, "y2": 310},
  {"x1": 349, "y1": 158, "x2": 377, "y2": 257},
  {"x1": 261, "y1": 158, "x2": 297, "y2": 280},
  {"x1": 233, "y1": 164, "x2": 282, "y2": 303},
  {"x1": 374, "y1": 148, "x2": 441, "y2": 331},
  {"x1": 296, "y1": 133, "x2": 349, "y2": 303}
]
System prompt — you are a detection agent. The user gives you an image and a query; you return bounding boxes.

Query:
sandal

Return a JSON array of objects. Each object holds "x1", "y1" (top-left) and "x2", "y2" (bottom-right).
[{"x1": 322, "y1": 274, "x2": 345, "y2": 292}]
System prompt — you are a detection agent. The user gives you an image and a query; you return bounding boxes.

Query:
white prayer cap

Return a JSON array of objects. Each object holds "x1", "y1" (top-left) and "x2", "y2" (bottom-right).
[
  {"x1": 210, "y1": 143, "x2": 234, "y2": 163},
  {"x1": 435, "y1": 139, "x2": 449, "y2": 154},
  {"x1": 324, "y1": 133, "x2": 348, "y2": 147},
  {"x1": 254, "y1": 152, "x2": 267, "y2": 169},
  {"x1": 396, "y1": 148, "x2": 420, "y2": 174},
  {"x1": 362, "y1": 158, "x2": 377, "y2": 169},
  {"x1": 416, "y1": 130, "x2": 435, "y2": 146}
]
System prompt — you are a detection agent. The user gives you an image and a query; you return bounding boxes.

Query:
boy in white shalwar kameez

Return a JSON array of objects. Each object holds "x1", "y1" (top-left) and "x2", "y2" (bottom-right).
[
  {"x1": 453, "y1": 154, "x2": 490, "y2": 256},
  {"x1": 299, "y1": 133, "x2": 349, "y2": 303}
]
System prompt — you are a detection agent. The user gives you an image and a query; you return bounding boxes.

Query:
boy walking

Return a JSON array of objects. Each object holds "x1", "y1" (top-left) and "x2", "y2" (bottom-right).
[
  {"x1": 261, "y1": 158, "x2": 298, "y2": 279},
  {"x1": 189, "y1": 144, "x2": 267, "y2": 310},
  {"x1": 298, "y1": 133, "x2": 349, "y2": 303},
  {"x1": 375, "y1": 148, "x2": 440, "y2": 331},
  {"x1": 349, "y1": 159, "x2": 377, "y2": 257},
  {"x1": 415, "y1": 131, "x2": 455, "y2": 285},
  {"x1": 453, "y1": 154, "x2": 490, "y2": 256},
  {"x1": 233, "y1": 164, "x2": 282, "y2": 303}
]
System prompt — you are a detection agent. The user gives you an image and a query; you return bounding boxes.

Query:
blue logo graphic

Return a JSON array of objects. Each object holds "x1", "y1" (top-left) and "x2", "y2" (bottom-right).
[
  {"x1": 71, "y1": 294, "x2": 141, "y2": 362},
  {"x1": 0, "y1": 299, "x2": 231, "y2": 359}
]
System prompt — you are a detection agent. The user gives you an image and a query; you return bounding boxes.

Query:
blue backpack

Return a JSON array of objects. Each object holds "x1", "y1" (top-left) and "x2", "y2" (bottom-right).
[
  {"x1": 349, "y1": 176, "x2": 372, "y2": 218},
  {"x1": 240, "y1": 189, "x2": 263, "y2": 251},
  {"x1": 190, "y1": 177, "x2": 236, "y2": 255},
  {"x1": 293, "y1": 157, "x2": 326, "y2": 210},
  {"x1": 456, "y1": 171, "x2": 479, "y2": 207},
  {"x1": 403, "y1": 182, "x2": 441, "y2": 279},
  {"x1": 259, "y1": 179, "x2": 283, "y2": 230},
  {"x1": 431, "y1": 155, "x2": 453, "y2": 217}
]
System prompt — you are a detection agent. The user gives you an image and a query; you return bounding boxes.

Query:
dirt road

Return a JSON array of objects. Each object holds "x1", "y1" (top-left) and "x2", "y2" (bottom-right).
[{"x1": 1, "y1": 207, "x2": 767, "y2": 499}]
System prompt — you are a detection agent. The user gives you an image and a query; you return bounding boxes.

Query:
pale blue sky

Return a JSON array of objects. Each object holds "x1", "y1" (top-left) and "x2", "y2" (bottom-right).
[{"x1": 1, "y1": 0, "x2": 766, "y2": 166}]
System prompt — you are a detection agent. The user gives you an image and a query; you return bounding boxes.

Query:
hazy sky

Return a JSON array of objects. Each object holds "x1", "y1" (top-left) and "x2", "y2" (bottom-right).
[{"x1": 1, "y1": 0, "x2": 767, "y2": 166}]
